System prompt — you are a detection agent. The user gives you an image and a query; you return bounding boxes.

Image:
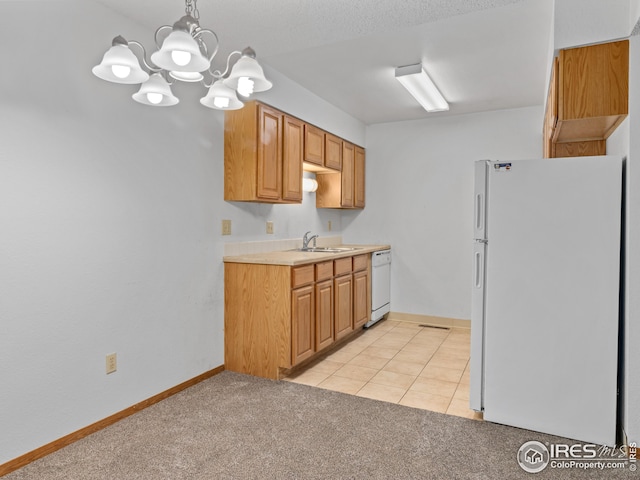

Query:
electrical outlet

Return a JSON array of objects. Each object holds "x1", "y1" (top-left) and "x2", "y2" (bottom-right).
[
  {"x1": 106, "y1": 353, "x2": 117, "y2": 374},
  {"x1": 222, "y1": 219, "x2": 232, "y2": 236},
  {"x1": 328, "y1": 220, "x2": 332, "y2": 231},
  {"x1": 266, "y1": 221, "x2": 274, "y2": 234}
]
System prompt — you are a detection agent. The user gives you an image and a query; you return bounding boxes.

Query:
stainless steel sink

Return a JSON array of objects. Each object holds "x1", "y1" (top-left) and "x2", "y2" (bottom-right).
[{"x1": 293, "y1": 246, "x2": 363, "y2": 253}]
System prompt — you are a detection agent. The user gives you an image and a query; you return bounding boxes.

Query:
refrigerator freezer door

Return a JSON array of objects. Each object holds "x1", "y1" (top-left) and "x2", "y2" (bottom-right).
[
  {"x1": 470, "y1": 239, "x2": 486, "y2": 411},
  {"x1": 483, "y1": 156, "x2": 622, "y2": 446}
]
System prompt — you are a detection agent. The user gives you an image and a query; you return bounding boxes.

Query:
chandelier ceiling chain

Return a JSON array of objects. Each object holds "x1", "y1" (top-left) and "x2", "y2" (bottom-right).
[
  {"x1": 91, "y1": 0, "x2": 272, "y2": 110},
  {"x1": 184, "y1": 0, "x2": 199, "y2": 20}
]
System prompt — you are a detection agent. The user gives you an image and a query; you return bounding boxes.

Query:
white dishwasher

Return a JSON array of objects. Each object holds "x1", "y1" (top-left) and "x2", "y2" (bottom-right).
[{"x1": 366, "y1": 249, "x2": 391, "y2": 328}]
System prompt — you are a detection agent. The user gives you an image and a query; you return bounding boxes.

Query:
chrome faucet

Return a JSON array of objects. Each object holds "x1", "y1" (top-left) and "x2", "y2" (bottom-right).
[{"x1": 302, "y1": 231, "x2": 318, "y2": 250}]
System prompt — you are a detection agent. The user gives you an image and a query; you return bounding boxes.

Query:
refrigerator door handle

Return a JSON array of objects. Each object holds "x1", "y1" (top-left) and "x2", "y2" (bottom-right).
[
  {"x1": 475, "y1": 193, "x2": 484, "y2": 232},
  {"x1": 474, "y1": 251, "x2": 483, "y2": 288},
  {"x1": 474, "y1": 160, "x2": 488, "y2": 240},
  {"x1": 470, "y1": 240, "x2": 486, "y2": 412}
]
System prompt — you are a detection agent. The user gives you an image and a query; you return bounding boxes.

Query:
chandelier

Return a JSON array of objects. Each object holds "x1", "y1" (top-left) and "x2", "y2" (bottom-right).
[{"x1": 92, "y1": 0, "x2": 272, "y2": 110}]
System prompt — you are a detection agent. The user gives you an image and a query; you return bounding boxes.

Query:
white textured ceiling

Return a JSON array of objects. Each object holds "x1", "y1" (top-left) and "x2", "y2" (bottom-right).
[{"x1": 93, "y1": 0, "x2": 554, "y2": 124}]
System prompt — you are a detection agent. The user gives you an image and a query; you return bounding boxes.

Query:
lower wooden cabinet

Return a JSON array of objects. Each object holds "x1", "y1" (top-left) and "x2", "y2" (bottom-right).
[
  {"x1": 334, "y1": 273, "x2": 353, "y2": 340},
  {"x1": 224, "y1": 253, "x2": 372, "y2": 379},
  {"x1": 291, "y1": 285, "x2": 315, "y2": 365},
  {"x1": 315, "y1": 279, "x2": 334, "y2": 351},
  {"x1": 353, "y1": 270, "x2": 369, "y2": 329}
]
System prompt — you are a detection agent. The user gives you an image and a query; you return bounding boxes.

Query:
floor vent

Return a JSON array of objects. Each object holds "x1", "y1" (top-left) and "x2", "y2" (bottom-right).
[{"x1": 418, "y1": 324, "x2": 450, "y2": 330}]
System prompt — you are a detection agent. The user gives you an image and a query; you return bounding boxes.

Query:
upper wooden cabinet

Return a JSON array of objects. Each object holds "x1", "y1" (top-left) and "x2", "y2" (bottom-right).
[
  {"x1": 315, "y1": 142, "x2": 365, "y2": 210},
  {"x1": 543, "y1": 57, "x2": 558, "y2": 159},
  {"x1": 225, "y1": 101, "x2": 302, "y2": 203},
  {"x1": 225, "y1": 100, "x2": 364, "y2": 207},
  {"x1": 282, "y1": 115, "x2": 304, "y2": 202},
  {"x1": 324, "y1": 133, "x2": 343, "y2": 170},
  {"x1": 544, "y1": 40, "x2": 628, "y2": 158},
  {"x1": 354, "y1": 146, "x2": 366, "y2": 208},
  {"x1": 303, "y1": 127, "x2": 342, "y2": 172},
  {"x1": 303, "y1": 124, "x2": 324, "y2": 167},
  {"x1": 340, "y1": 142, "x2": 355, "y2": 207}
]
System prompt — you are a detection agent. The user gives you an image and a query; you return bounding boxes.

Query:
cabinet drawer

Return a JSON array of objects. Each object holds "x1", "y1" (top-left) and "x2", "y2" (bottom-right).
[
  {"x1": 292, "y1": 265, "x2": 314, "y2": 288},
  {"x1": 334, "y1": 257, "x2": 353, "y2": 276},
  {"x1": 352, "y1": 254, "x2": 368, "y2": 272},
  {"x1": 315, "y1": 261, "x2": 333, "y2": 282}
]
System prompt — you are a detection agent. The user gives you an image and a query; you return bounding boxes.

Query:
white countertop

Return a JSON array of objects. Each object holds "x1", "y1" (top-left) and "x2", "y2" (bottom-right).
[{"x1": 223, "y1": 244, "x2": 391, "y2": 266}]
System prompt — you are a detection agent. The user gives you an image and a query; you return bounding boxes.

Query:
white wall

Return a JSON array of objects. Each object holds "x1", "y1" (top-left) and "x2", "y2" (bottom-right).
[
  {"x1": 554, "y1": 0, "x2": 634, "y2": 49},
  {"x1": 0, "y1": 0, "x2": 365, "y2": 464},
  {"x1": 342, "y1": 106, "x2": 543, "y2": 320},
  {"x1": 631, "y1": 0, "x2": 640, "y2": 32}
]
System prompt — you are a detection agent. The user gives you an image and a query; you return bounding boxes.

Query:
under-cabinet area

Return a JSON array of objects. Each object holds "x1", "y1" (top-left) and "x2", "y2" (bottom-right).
[
  {"x1": 224, "y1": 246, "x2": 388, "y2": 380},
  {"x1": 224, "y1": 100, "x2": 365, "y2": 209}
]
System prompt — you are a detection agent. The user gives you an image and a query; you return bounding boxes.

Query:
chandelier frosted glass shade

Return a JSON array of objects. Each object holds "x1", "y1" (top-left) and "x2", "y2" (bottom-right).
[
  {"x1": 92, "y1": 42, "x2": 149, "y2": 85},
  {"x1": 132, "y1": 73, "x2": 179, "y2": 107},
  {"x1": 200, "y1": 79, "x2": 244, "y2": 110},
  {"x1": 223, "y1": 51, "x2": 273, "y2": 94},
  {"x1": 150, "y1": 30, "x2": 210, "y2": 73}
]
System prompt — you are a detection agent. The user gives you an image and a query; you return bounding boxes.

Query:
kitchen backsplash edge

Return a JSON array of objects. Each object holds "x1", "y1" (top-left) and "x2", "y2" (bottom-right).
[{"x1": 223, "y1": 236, "x2": 343, "y2": 257}]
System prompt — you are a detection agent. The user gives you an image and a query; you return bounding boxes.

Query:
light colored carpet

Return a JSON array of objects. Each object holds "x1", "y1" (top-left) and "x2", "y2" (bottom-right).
[{"x1": 3, "y1": 371, "x2": 634, "y2": 479}]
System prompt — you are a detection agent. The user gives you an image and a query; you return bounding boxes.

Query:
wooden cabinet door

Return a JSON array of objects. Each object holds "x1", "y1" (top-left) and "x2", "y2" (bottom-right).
[
  {"x1": 559, "y1": 40, "x2": 628, "y2": 121},
  {"x1": 353, "y1": 270, "x2": 368, "y2": 329},
  {"x1": 334, "y1": 274, "x2": 353, "y2": 340},
  {"x1": 292, "y1": 285, "x2": 315, "y2": 365},
  {"x1": 304, "y1": 124, "x2": 324, "y2": 166},
  {"x1": 257, "y1": 104, "x2": 282, "y2": 200},
  {"x1": 315, "y1": 279, "x2": 334, "y2": 351},
  {"x1": 354, "y1": 146, "x2": 365, "y2": 209},
  {"x1": 282, "y1": 115, "x2": 303, "y2": 202},
  {"x1": 341, "y1": 142, "x2": 354, "y2": 207},
  {"x1": 543, "y1": 57, "x2": 558, "y2": 158},
  {"x1": 325, "y1": 133, "x2": 342, "y2": 170}
]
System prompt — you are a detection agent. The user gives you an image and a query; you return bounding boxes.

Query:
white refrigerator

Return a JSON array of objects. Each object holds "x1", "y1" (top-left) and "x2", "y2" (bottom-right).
[{"x1": 470, "y1": 156, "x2": 623, "y2": 446}]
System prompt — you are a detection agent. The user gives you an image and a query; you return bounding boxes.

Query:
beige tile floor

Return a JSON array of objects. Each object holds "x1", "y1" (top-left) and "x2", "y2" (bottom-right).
[{"x1": 283, "y1": 318, "x2": 482, "y2": 420}]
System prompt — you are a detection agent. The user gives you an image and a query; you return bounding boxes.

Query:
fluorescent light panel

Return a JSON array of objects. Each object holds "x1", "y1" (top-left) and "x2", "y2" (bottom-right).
[{"x1": 395, "y1": 63, "x2": 449, "y2": 112}]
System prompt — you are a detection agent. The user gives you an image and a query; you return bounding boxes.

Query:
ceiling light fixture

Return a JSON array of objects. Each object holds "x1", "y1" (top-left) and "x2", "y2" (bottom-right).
[
  {"x1": 92, "y1": 0, "x2": 272, "y2": 110},
  {"x1": 395, "y1": 63, "x2": 448, "y2": 113}
]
